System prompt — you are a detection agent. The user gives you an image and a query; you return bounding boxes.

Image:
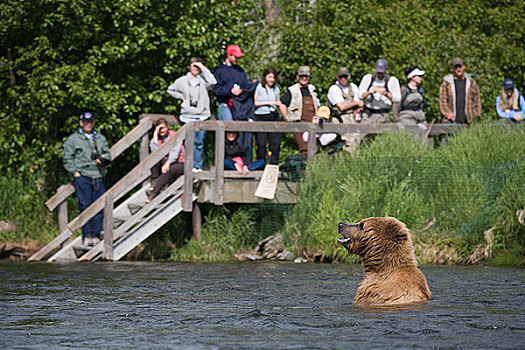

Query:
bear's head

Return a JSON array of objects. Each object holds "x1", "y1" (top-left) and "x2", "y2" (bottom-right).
[{"x1": 337, "y1": 217, "x2": 417, "y2": 271}]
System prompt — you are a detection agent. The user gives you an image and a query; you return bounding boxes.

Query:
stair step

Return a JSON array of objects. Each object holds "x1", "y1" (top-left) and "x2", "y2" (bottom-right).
[{"x1": 128, "y1": 202, "x2": 144, "y2": 215}]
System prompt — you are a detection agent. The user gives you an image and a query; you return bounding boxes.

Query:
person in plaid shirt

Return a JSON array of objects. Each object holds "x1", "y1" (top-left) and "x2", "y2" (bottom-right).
[{"x1": 439, "y1": 57, "x2": 481, "y2": 124}]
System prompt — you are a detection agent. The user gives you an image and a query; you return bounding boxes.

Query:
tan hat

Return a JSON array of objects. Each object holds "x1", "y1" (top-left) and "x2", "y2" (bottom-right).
[
  {"x1": 337, "y1": 66, "x2": 350, "y2": 77},
  {"x1": 452, "y1": 57, "x2": 464, "y2": 66},
  {"x1": 297, "y1": 66, "x2": 310, "y2": 76}
]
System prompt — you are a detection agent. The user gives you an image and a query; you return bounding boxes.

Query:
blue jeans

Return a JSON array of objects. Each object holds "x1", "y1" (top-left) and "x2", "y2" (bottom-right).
[
  {"x1": 73, "y1": 176, "x2": 105, "y2": 239},
  {"x1": 193, "y1": 129, "x2": 206, "y2": 169},
  {"x1": 224, "y1": 158, "x2": 265, "y2": 171},
  {"x1": 218, "y1": 103, "x2": 233, "y2": 121}
]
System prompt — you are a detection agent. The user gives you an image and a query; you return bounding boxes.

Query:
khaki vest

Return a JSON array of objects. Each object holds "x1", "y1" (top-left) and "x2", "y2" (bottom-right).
[
  {"x1": 287, "y1": 83, "x2": 320, "y2": 122},
  {"x1": 328, "y1": 83, "x2": 356, "y2": 117}
]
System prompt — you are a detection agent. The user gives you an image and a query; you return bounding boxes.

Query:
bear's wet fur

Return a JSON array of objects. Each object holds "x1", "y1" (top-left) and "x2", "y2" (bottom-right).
[{"x1": 338, "y1": 217, "x2": 431, "y2": 306}]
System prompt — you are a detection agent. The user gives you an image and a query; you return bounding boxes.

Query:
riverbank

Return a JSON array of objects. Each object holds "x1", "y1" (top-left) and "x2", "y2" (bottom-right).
[{"x1": 1, "y1": 124, "x2": 524, "y2": 265}]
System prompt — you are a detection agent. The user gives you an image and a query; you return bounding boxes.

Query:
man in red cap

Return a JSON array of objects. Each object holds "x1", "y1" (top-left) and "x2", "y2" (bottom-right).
[
  {"x1": 213, "y1": 44, "x2": 250, "y2": 122},
  {"x1": 213, "y1": 44, "x2": 254, "y2": 163}
]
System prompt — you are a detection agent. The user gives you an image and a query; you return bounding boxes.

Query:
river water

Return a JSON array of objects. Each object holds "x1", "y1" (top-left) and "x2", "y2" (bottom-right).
[{"x1": 1, "y1": 262, "x2": 524, "y2": 349}]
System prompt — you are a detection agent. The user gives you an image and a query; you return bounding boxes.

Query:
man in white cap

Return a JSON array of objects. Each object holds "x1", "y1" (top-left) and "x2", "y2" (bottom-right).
[
  {"x1": 358, "y1": 58, "x2": 401, "y2": 123},
  {"x1": 439, "y1": 57, "x2": 481, "y2": 124},
  {"x1": 327, "y1": 66, "x2": 363, "y2": 153},
  {"x1": 281, "y1": 66, "x2": 321, "y2": 158}
]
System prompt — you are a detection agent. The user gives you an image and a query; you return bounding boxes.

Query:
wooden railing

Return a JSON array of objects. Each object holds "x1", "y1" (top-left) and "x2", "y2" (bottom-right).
[
  {"x1": 34, "y1": 116, "x2": 471, "y2": 261},
  {"x1": 183, "y1": 121, "x2": 469, "y2": 208}
]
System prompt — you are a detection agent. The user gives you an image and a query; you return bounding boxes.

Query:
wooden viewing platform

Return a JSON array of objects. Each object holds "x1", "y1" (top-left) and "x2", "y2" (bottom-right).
[{"x1": 29, "y1": 114, "x2": 469, "y2": 263}]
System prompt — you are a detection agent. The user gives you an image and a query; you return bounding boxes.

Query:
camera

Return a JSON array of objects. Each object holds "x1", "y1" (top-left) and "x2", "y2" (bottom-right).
[{"x1": 91, "y1": 152, "x2": 110, "y2": 165}]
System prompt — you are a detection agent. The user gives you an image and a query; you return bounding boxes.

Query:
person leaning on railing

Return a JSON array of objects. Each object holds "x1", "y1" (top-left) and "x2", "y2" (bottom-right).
[
  {"x1": 496, "y1": 78, "x2": 524, "y2": 123},
  {"x1": 63, "y1": 112, "x2": 111, "y2": 247},
  {"x1": 281, "y1": 66, "x2": 321, "y2": 159},
  {"x1": 253, "y1": 67, "x2": 286, "y2": 166}
]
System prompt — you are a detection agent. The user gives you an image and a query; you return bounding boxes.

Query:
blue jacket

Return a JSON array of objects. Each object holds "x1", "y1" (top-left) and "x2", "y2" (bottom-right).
[
  {"x1": 213, "y1": 63, "x2": 250, "y2": 103},
  {"x1": 496, "y1": 88, "x2": 525, "y2": 119}
]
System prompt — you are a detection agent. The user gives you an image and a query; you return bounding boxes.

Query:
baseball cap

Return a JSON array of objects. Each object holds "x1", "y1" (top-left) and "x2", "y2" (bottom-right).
[
  {"x1": 297, "y1": 66, "x2": 310, "y2": 76},
  {"x1": 452, "y1": 57, "x2": 464, "y2": 66},
  {"x1": 502, "y1": 78, "x2": 514, "y2": 90},
  {"x1": 225, "y1": 44, "x2": 244, "y2": 58},
  {"x1": 374, "y1": 59, "x2": 388, "y2": 73},
  {"x1": 406, "y1": 68, "x2": 426, "y2": 79},
  {"x1": 337, "y1": 66, "x2": 350, "y2": 77},
  {"x1": 80, "y1": 112, "x2": 94, "y2": 121}
]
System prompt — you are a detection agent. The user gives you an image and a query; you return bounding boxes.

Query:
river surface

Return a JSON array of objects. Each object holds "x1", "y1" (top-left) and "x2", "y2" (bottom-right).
[{"x1": 1, "y1": 262, "x2": 524, "y2": 349}]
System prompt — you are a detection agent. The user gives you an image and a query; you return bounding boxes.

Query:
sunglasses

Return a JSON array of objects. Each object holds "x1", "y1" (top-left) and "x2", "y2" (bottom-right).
[
  {"x1": 299, "y1": 75, "x2": 310, "y2": 78},
  {"x1": 338, "y1": 75, "x2": 349, "y2": 79}
]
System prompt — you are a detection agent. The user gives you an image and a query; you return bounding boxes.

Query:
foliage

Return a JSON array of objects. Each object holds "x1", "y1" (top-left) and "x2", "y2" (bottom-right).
[
  {"x1": 0, "y1": 0, "x2": 266, "y2": 190},
  {"x1": 1, "y1": 0, "x2": 524, "y2": 264},
  {"x1": 1, "y1": 0, "x2": 524, "y2": 192},
  {"x1": 169, "y1": 205, "x2": 261, "y2": 262},
  {"x1": 282, "y1": 124, "x2": 525, "y2": 262},
  {"x1": 0, "y1": 170, "x2": 57, "y2": 244},
  {"x1": 274, "y1": 0, "x2": 525, "y2": 120}
]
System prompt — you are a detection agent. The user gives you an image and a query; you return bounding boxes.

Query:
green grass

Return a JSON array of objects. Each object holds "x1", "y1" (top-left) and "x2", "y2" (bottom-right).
[
  {"x1": 0, "y1": 170, "x2": 57, "y2": 245},
  {"x1": 282, "y1": 123, "x2": 525, "y2": 263}
]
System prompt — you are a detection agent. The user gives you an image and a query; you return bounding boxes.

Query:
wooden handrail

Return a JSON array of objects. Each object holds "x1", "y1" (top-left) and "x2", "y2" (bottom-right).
[
  {"x1": 67, "y1": 125, "x2": 187, "y2": 232},
  {"x1": 45, "y1": 115, "x2": 163, "y2": 211},
  {"x1": 194, "y1": 120, "x2": 469, "y2": 135}
]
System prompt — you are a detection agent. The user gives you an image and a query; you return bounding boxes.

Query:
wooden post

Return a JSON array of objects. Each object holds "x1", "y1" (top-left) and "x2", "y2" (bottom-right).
[
  {"x1": 183, "y1": 123, "x2": 194, "y2": 212},
  {"x1": 140, "y1": 127, "x2": 149, "y2": 188},
  {"x1": 192, "y1": 202, "x2": 202, "y2": 242},
  {"x1": 57, "y1": 201, "x2": 68, "y2": 237},
  {"x1": 140, "y1": 132, "x2": 149, "y2": 163},
  {"x1": 307, "y1": 124, "x2": 317, "y2": 162},
  {"x1": 214, "y1": 122, "x2": 225, "y2": 205},
  {"x1": 103, "y1": 194, "x2": 114, "y2": 260}
]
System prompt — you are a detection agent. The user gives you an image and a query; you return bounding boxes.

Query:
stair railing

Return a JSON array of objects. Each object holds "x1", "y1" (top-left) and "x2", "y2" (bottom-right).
[{"x1": 29, "y1": 114, "x2": 181, "y2": 261}]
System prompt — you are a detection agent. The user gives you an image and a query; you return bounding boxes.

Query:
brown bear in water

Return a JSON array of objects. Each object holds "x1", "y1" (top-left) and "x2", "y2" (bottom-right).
[{"x1": 337, "y1": 217, "x2": 431, "y2": 306}]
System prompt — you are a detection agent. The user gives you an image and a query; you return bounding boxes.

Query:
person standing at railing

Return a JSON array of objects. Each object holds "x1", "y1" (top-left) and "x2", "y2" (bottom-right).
[
  {"x1": 439, "y1": 57, "x2": 481, "y2": 124},
  {"x1": 281, "y1": 66, "x2": 321, "y2": 159},
  {"x1": 394, "y1": 66, "x2": 428, "y2": 130},
  {"x1": 213, "y1": 44, "x2": 255, "y2": 165},
  {"x1": 63, "y1": 112, "x2": 111, "y2": 247},
  {"x1": 167, "y1": 57, "x2": 216, "y2": 172},
  {"x1": 496, "y1": 78, "x2": 524, "y2": 123},
  {"x1": 327, "y1": 66, "x2": 363, "y2": 154},
  {"x1": 358, "y1": 58, "x2": 402, "y2": 124},
  {"x1": 146, "y1": 118, "x2": 184, "y2": 204},
  {"x1": 253, "y1": 67, "x2": 286, "y2": 166}
]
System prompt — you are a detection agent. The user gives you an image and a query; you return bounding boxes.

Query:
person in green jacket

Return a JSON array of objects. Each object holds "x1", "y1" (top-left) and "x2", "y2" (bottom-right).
[{"x1": 63, "y1": 112, "x2": 111, "y2": 247}]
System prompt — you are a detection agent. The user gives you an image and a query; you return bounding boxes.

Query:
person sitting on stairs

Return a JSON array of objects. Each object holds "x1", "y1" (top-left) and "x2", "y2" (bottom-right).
[{"x1": 146, "y1": 118, "x2": 184, "y2": 203}]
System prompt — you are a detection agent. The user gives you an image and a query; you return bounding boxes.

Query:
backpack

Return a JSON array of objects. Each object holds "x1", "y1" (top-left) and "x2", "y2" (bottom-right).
[{"x1": 280, "y1": 154, "x2": 307, "y2": 182}]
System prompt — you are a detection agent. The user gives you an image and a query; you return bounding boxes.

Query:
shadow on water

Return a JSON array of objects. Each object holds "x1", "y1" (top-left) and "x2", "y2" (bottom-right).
[{"x1": 1, "y1": 261, "x2": 524, "y2": 349}]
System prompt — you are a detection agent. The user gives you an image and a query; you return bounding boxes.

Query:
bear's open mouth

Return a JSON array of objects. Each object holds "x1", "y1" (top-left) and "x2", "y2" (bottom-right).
[{"x1": 337, "y1": 236, "x2": 351, "y2": 247}]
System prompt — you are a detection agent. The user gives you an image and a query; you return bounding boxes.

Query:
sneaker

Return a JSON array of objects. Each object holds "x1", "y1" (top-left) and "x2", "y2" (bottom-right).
[
  {"x1": 192, "y1": 168, "x2": 203, "y2": 173},
  {"x1": 145, "y1": 193, "x2": 157, "y2": 204},
  {"x1": 87, "y1": 237, "x2": 95, "y2": 247},
  {"x1": 148, "y1": 178, "x2": 157, "y2": 192}
]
